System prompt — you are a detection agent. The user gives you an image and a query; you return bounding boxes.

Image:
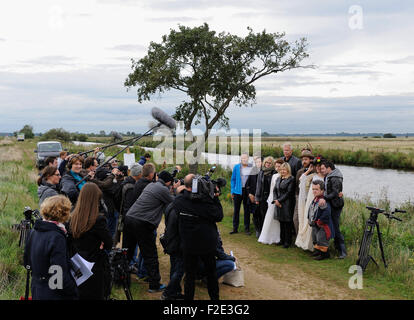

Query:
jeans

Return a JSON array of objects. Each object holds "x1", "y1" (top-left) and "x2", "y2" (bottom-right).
[
  {"x1": 107, "y1": 211, "x2": 119, "y2": 239},
  {"x1": 199, "y1": 259, "x2": 235, "y2": 279},
  {"x1": 164, "y1": 254, "x2": 184, "y2": 297},
  {"x1": 123, "y1": 217, "x2": 161, "y2": 289}
]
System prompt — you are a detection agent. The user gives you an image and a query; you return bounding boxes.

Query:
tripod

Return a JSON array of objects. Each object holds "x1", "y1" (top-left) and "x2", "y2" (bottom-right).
[
  {"x1": 108, "y1": 248, "x2": 133, "y2": 300},
  {"x1": 356, "y1": 206, "x2": 404, "y2": 272}
]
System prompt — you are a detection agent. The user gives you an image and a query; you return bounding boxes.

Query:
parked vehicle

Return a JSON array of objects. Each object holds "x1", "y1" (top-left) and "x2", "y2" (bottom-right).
[
  {"x1": 17, "y1": 134, "x2": 25, "y2": 141},
  {"x1": 34, "y1": 141, "x2": 63, "y2": 169}
]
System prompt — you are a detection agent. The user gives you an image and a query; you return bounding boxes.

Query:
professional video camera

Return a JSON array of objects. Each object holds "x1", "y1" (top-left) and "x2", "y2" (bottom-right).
[
  {"x1": 12, "y1": 207, "x2": 42, "y2": 248},
  {"x1": 190, "y1": 166, "x2": 226, "y2": 202},
  {"x1": 108, "y1": 247, "x2": 133, "y2": 300}
]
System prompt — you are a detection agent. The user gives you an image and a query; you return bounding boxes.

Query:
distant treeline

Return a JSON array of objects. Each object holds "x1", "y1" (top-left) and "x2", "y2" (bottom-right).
[{"x1": 135, "y1": 139, "x2": 414, "y2": 171}]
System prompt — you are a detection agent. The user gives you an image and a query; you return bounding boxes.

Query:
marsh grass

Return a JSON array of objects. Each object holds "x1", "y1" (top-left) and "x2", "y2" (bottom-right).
[{"x1": 1, "y1": 137, "x2": 413, "y2": 299}]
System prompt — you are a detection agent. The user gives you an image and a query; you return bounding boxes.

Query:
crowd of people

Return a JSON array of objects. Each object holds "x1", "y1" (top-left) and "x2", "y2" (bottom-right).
[
  {"x1": 230, "y1": 142, "x2": 346, "y2": 261},
  {"x1": 24, "y1": 141, "x2": 346, "y2": 301},
  {"x1": 25, "y1": 149, "x2": 235, "y2": 301}
]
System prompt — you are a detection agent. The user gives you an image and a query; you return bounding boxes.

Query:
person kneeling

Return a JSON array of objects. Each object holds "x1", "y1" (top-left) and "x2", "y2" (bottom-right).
[{"x1": 308, "y1": 180, "x2": 335, "y2": 260}]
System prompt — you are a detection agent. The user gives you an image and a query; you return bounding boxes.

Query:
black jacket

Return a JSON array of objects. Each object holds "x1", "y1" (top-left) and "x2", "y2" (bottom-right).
[
  {"x1": 255, "y1": 169, "x2": 275, "y2": 202},
  {"x1": 162, "y1": 202, "x2": 181, "y2": 255},
  {"x1": 68, "y1": 215, "x2": 112, "y2": 300},
  {"x1": 133, "y1": 177, "x2": 152, "y2": 200},
  {"x1": 119, "y1": 176, "x2": 137, "y2": 216},
  {"x1": 284, "y1": 155, "x2": 302, "y2": 181},
  {"x1": 324, "y1": 168, "x2": 344, "y2": 208},
  {"x1": 175, "y1": 190, "x2": 223, "y2": 255},
  {"x1": 24, "y1": 220, "x2": 78, "y2": 300},
  {"x1": 273, "y1": 176, "x2": 295, "y2": 222},
  {"x1": 245, "y1": 166, "x2": 260, "y2": 197}
]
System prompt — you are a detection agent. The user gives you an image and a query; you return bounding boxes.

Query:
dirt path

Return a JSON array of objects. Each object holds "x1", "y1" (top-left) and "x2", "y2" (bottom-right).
[{"x1": 132, "y1": 222, "x2": 364, "y2": 300}]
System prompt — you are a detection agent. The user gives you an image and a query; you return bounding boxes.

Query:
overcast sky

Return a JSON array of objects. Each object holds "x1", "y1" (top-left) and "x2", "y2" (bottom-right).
[{"x1": 0, "y1": 0, "x2": 413, "y2": 134}]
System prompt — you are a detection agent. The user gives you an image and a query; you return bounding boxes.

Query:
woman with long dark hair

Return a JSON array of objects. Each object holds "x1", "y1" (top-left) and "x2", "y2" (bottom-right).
[{"x1": 69, "y1": 182, "x2": 112, "y2": 300}]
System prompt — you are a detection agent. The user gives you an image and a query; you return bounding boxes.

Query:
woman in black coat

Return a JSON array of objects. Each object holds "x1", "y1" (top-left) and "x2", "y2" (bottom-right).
[
  {"x1": 24, "y1": 195, "x2": 78, "y2": 300},
  {"x1": 272, "y1": 162, "x2": 295, "y2": 248},
  {"x1": 69, "y1": 182, "x2": 113, "y2": 300}
]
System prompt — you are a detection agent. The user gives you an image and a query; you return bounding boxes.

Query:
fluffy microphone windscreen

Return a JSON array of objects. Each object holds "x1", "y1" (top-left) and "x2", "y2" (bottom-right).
[{"x1": 151, "y1": 107, "x2": 176, "y2": 130}]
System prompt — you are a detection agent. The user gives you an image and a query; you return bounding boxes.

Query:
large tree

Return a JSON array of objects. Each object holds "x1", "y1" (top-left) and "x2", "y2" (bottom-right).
[{"x1": 125, "y1": 23, "x2": 311, "y2": 141}]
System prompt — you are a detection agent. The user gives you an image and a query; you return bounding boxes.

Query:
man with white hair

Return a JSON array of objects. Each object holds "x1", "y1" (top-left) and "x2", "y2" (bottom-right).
[{"x1": 282, "y1": 142, "x2": 302, "y2": 179}]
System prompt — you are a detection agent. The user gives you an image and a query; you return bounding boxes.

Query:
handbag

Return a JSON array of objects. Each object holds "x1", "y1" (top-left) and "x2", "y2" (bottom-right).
[{"x1": 222, "y1": 262, "x2": 244, "y2": 287}]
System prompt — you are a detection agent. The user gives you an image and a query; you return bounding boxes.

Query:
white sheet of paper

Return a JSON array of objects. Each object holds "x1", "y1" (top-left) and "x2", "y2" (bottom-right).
[
  {"x1": 70, "y1": 253, "x2": 95, "y2": 286},
  {"x1": 123, "y1": 153, "x2": 136, "y2": 169}
]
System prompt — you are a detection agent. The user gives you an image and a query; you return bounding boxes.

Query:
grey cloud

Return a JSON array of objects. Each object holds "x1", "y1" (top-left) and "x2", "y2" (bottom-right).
[
  {"x1": 386, "y1": 56, "x2": 414, "y2": 65},
  {"x1": 19, "y1": 55, "x2": 77, "y2": 67},
  {"x1": 109, "y1": 44, "x2": 148, "y2": 52},
  {"x1": 146, "y1": 16, "x2": 199, "y2": 23}
]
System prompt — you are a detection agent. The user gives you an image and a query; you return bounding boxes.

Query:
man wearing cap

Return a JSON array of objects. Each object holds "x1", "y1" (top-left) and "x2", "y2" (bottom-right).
[
  {"x1": 293, "y1": 149, "x2": 315, "y2": 234},
  {"x1": 124, "y1": 170, "x2": 181, "y2": 292}
]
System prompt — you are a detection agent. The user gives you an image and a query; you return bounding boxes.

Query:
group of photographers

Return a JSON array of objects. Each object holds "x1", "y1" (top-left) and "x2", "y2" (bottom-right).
[{"x1": 27, "y1": 149, "x2": 232, "y2": 300}]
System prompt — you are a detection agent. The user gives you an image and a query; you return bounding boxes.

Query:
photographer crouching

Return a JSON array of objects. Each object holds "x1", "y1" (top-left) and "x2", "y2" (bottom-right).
[{"x1": 172, "y1": 173, "x2": 224, "y2": 300}]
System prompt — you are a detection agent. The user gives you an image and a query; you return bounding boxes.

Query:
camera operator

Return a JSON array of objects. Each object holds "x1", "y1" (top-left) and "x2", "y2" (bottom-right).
[
  {"x1": 174, "y1": 174, "x2": 224, "y2": 300},
  {"x1": 123, "y1": 171, "x2": 181, "y2": 292}
]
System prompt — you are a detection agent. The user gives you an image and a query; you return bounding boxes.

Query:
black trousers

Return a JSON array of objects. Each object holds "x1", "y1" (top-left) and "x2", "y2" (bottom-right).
[
  {"x1": 123, "y1": 216, "x2": 161, "y2": 289},
  {"x1": 257, "y1": 195, "x2": 269, "y2": 233},
  {"x1": 183, "y1": 251, "x2": 219, "y2": 300},
  {"x1": 232, "y1": 188, "x2": 251, "y2": 231},
  {"x1": 331, "y1": 206, "x2": 345, "y2": 250},
  {"x1": 280, "y1": 221, "x2": 293, "y2": 246}
]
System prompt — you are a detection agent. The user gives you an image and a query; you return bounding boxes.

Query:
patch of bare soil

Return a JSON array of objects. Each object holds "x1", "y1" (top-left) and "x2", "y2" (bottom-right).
[{"x1": 131, "y1": 222, "x2": 363, "y2": 300}]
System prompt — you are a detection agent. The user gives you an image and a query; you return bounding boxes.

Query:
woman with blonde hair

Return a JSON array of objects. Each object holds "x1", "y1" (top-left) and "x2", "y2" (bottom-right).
[
  {"x1": 272, "y1": 162, "x2": 295, "y2": 248},
  {"x1": 23, "y1": 195, "x2": 78, "y2": 300},
  {"x1": 69, "y1": 182, "x2": 112, "y2": 300}
]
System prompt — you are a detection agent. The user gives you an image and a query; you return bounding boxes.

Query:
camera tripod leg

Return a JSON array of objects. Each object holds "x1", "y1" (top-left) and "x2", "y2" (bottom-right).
[{"x1": 375, "y1": 221, "x2": 387, "y2": 269}]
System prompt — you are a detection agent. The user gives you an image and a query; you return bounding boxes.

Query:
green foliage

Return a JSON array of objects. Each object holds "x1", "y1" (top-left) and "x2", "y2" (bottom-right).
[
  {"x1": 383, "y1": 133, "x2": 396, "y2": 138},
  {"x1": 72, "y1": 133, "x2": 88, "y2": 142},
  {"x1": 40, "y1": 128, "x2": 72, "y2": 142},
  {"x1": 125, "y1": 23, "x2": 311, "y2": 136},
  {"x1": 17, "y1": 125, "x2": 34, "y2": 139}
]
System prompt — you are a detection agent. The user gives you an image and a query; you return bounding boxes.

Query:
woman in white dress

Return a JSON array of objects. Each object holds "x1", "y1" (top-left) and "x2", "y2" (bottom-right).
[
  {"x1": 258, "y1": 159, "x2": 284, "y2": 245},
  {"x1": 295, "y1": 161, "x2": 325, "y2": 251}
]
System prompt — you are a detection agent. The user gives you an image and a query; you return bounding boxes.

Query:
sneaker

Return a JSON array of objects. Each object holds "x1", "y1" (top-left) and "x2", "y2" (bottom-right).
[
  {"x1": 148, "y1": 284, "x2": 166, "y2": 293},
  {"x1": 229, "y1": 230, "x2": 238, "y2": 234}
]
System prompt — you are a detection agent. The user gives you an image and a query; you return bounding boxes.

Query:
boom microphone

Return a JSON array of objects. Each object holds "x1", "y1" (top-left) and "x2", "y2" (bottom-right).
[{"x1": 151, "y1": 107, "x2": 176, "y2": 130}]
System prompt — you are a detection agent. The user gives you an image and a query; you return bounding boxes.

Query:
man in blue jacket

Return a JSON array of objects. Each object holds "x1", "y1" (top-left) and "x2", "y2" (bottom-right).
[{"x1": 230, "y1": 153, "x2": 252, "y2": 235}]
